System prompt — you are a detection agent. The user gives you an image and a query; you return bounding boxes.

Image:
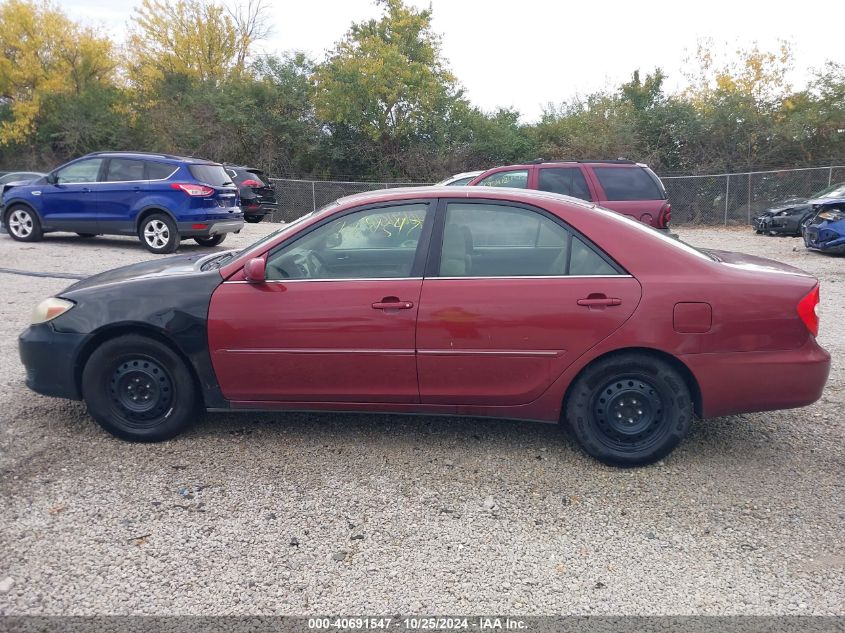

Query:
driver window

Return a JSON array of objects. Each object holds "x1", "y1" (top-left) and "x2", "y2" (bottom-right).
[
  {"x1": 266, "y1": 203, "x2": 429, "y2": 280},
  {"x1": 55, "y1": 159, "x2": 104, "y2": 184}
]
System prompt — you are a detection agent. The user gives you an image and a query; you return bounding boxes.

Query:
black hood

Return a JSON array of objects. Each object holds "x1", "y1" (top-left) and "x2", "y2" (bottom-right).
[
  {"x1": 60, "y1": 251, "x2": 231, "y2": 295},
  {"x1": 762, "y1": 199, "x2": 811, "y2": 214}
]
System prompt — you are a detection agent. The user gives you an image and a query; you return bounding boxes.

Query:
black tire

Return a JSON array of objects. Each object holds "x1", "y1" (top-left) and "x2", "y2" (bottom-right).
[
  {"x1": 138, "y1": 213, "x2": 178, "y2": 254},
  {"x1": 76, "y1": 233, "x2": 97, "y2": 238},
  {"x1": 81, "y1": 335, "x2": 198, "y2": 442},
  {"x1": 4, "y1": 205, "x2": 43, "y2": 242},
  {"x1": 564, "y1": 353, "x2": 693, "y2": 467},
  {"x1": 244, "y1": 215, "x2": 263, "y2": 224},
  {"x1": 193, "y1": 234, "x2": 226, "y2": 247}
]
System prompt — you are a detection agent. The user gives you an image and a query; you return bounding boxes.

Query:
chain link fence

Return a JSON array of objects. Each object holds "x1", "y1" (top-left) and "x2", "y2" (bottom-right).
[
  {"x1": 267, "y1": 178, "x2": 428, "y2": 222},
  {"x1": 663, "y1": 165, "x2": 845, "y2": 225},
  {"x1": 268, "y1": 166, "x2": 845, "y2": 225}
]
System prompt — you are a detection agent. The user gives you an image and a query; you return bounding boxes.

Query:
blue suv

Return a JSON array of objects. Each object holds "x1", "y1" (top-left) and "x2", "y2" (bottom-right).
[{"x1": 1, "y1": 152, "x2": 244, "y2": 253}]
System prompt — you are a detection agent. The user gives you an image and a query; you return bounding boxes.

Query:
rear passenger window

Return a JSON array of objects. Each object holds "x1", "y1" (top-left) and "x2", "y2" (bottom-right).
[
  {"x1": 538, "y1": 167, "x2": 592, "y2": 200},
  {"x1": 569, "y1": 237, "x2": 618, "y2": 275},
  {"x1": 105, "y1": 159, "x2": 145, "y2": 182},
  {"x1": 593, "y1": 167, "x2": 663, "y2": 201},
  {"x1": 146, "y1": 161, "x2": 176, "y2": 180},
  {"x1": 439, "y1": 203, "x2": 621, "y2": 277},
  {"x1": 439, "y1": 203, "x2": 569, "y2": 277},
  {"x1": 476, "y1": 170, "x2": 528, "y2": 189}
]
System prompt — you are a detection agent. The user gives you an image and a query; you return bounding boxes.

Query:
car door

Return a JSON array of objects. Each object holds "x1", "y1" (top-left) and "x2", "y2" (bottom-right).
[
  {"x1": 97, "y1": 158, "x2": 147, "y2": 234},
  {"x1": 416, "y1": 199, "x2": 642, "y2": 405},
  {"x1": 537, "y1": 166, "x2": 595, "y2": 201},
  {"x1": 474, "y1": 168, "x2": 533, "y2": 189},
  {"x1": 587, "y1": 165, "x2": 668, "y2": 226},
  {"x1": 208, "y1": 201, "x2": 434, "y2": 403},
  {"x1": 38, "y1": 158, "x2": 104, "y2": 232}
]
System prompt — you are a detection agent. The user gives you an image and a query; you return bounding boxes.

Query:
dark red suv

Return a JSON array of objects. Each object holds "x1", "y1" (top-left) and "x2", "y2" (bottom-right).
[{"x1": 468, "y1": 159, "x2": 672, "y2": 231}]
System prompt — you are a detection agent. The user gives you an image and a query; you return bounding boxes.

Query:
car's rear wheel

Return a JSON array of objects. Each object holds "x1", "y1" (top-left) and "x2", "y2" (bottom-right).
[
  {"x1": 82, "y1": 335, "x2": 197, "y2": 442},
  {"x1": 139, "y1": 213, "x2": 178, "y2": 254},
  {"x1": 564, "y1": 353, "x2": 693, "y2": 467},
  {"x1": 194, "y1": 234, "x2": 226, "y2": 247},
  {"x1": 5, "y1": 205, "x2": 43, "y2": 242},
  {"x1": 244, "y1": 215, "x2": 263, "y2": 223}
]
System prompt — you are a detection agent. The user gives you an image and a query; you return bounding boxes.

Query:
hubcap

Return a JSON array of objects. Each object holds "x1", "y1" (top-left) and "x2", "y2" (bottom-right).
[
  {"x1": 110, "y1": 358, "x2": 173, "y2": 426},
  {"x1": 8, "y1": 210, "x2": 33, "y2": 238},
  {"x1": 593, "y1": 377, "x2": 664, "y2": 449},
  {"x1": 143, "y1": 220, "x2": 170, "y2": 249}
]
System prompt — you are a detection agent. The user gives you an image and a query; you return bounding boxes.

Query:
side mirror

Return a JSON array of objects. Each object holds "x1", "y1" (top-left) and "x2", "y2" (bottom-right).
[
  {"x1": 46, "y1": 173, "x2": 58, "y2": 185},
  {"x1": 243, "y1": 257, "x2": 266, "y2": 282}
]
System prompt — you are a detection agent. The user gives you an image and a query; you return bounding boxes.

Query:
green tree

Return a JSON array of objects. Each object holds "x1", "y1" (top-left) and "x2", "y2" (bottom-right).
[
  {"x1": 0, "y1": 0, "x2": 116, "y2": 145},
  {"x1": 312, "y1": 0, "x2": 464, "y2": 175},
  {"x1": 126, "y1": 0, "x2": 268, "y2": 90}
]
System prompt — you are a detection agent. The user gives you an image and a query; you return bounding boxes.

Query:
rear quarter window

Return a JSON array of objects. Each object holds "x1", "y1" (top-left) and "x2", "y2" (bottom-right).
[
  {"x1": 593, "y1": 166, "x2": 665, "y2": 201},
  {"x1": 188, "y1": 164, "x2": 232, "y2": 186},
  {"x1": 146, "y1": 161, "x2": 177, "y2": 180}
]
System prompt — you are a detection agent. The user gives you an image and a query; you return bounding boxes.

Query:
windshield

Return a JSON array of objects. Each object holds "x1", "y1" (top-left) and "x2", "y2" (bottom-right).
[
  {"x1": 229, "y1": 201, "x2": 341, "y2": 263},
  {"x1": 812, "y1": 182, "x2": 845, "y2": 199}
]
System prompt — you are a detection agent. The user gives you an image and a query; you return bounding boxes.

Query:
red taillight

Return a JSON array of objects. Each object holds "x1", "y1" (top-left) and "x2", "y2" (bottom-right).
[
  {"x1": 191, "y1": 223, "x2": 208, "y2": 230},
  {"x1": 659, "y1": 203, "x2": 672, "y2": 227},
  {"x1": 241, "y1": 179, "x2": 261, "y2": 187},
  {"x1": 797, "y1": 285, "x2": 820, "y2": 337},
  {"x1": 170, "y1": 183, "x2": 214, "y2": 196}
]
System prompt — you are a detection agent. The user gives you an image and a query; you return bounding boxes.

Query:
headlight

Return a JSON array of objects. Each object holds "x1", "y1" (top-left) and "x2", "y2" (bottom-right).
[{"x1": 31, "y1": 297, "x2": 75, "y2": 324}]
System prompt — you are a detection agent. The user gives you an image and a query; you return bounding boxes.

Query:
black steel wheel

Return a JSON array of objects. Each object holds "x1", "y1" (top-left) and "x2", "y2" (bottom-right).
[
  {"x1": 82, "y1": 335, "x2": 198, "y2": 441},
  {"x1": 564, "y1": 353, "x2": 694, "y2": 467}
]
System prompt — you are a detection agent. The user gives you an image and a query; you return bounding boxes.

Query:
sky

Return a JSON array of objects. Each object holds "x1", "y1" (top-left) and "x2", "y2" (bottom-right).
[{"x1": 59, "y1": 0, "x2": 841, "y2": 122}]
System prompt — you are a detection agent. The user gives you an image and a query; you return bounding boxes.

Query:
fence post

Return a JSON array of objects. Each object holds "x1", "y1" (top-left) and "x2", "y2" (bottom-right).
[
  {"x1": 311, "y1": 181, "x2": 316, "y2": 212},
  {"x1": 829, "y1": 167, "x2": 833, "y2": 187},
  {"x1": 724, "y1": 174, "x2": 730, "y2": 226},
  {"x1": 747, "y1": 172, "x2": 751, "y2": 224}
]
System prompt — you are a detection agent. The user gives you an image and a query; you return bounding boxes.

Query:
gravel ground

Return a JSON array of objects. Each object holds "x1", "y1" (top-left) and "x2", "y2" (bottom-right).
[{"x1": 0, "y1": 225, "x2": 843, "y2": 615}]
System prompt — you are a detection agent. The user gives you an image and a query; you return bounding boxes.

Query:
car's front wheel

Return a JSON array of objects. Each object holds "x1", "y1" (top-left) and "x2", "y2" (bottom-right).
[
  {"x1": 194, "y1": 234, "x2": 226, "y2": 247},
  {"x1": 139, "y1": 213, "x2": 179, "y2": 254},
  {"x1": 5, "y1": 205, "x2": 43, "y2": 242},
  {"x1": 82, "y1": 335, "x2": 198, "y2": 442},
  {"x1": 564, "y1": 353, "x2": 694, "y2": 467}
]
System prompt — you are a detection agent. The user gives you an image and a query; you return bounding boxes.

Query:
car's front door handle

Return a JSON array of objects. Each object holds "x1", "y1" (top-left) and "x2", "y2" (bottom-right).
[
  {"x1": 372, "y1": 297, "x2": 414, "y2": 310},
  {"x1": 577, "y1": 295, "x2": 622, "y2": 307}
]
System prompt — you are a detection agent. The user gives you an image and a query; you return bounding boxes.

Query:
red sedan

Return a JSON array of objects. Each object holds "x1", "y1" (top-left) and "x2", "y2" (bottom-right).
[{"x1": 19, "y1": 187, "x2": 830, "y2": 466}]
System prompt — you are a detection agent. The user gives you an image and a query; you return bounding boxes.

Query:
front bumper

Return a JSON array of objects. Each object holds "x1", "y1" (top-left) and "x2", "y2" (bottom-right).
[
  {"x1": 753, "y1": 214, "x2": 797, "y2": 234},
  {"x1": 804, "y1": 224, "x2": 845, "y2": 252},
  {"x1": 177, "y1": 217, "x2": 245, "y2": 237},
  {"x1": 19, "y1": 323, "x2": 86, "y2": 400}
]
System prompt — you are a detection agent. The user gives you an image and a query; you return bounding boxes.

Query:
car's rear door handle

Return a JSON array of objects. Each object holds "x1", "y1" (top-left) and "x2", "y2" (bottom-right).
[
  {"x1": 372, "y1": 297, "x2": 414, "y2": 310},
  {"x1": 577, "y1": 295, "x2": 622, "y2": 307}
]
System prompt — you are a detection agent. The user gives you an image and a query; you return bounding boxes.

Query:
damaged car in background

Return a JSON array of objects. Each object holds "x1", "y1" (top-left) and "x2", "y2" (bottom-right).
[
  {"x1": 753, "y1": 181, "x2": 845, "y2": 236},
  {"x1": 803, "y1": 198, "x2": 845, "y2": 254}
]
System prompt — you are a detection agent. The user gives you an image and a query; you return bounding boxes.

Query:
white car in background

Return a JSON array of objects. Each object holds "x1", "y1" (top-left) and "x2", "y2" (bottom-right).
[{"x1": 434, "y1": 170, "x2": 484, "y2": 186}]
